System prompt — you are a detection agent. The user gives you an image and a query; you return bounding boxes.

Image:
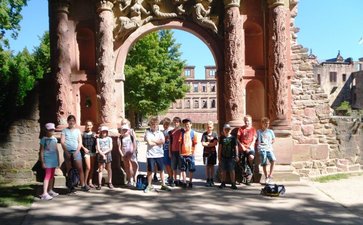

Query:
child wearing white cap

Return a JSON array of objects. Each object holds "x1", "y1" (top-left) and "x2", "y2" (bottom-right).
[
  {"x1": 39, "y1": 123, "x2": 59, "y2": 200},
  {"x1": 96, "y1": 126, "x2": 113, "y2": 190}
]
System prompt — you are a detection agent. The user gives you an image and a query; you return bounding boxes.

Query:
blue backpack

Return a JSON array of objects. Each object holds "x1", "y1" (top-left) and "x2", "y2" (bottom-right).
[{"x1": 136, "y1": 174, "x2": 147, "y2": 190}]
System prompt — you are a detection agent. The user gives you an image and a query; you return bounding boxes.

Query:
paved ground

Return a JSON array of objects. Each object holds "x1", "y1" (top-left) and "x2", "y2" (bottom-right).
[{"x1": 1, "y1": 137, "x2": 363, "y2": 225}]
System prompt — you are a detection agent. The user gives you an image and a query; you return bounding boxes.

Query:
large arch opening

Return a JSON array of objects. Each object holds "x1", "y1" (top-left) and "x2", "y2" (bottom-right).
[{"x1": 113, "y1": 20, "x2": 224, "y2": 127}]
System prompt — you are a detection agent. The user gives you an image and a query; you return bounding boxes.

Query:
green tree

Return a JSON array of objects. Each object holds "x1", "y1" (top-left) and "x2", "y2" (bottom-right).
[
  {"x1": 125, "y1": 30, "x2": 188, "y2": 125},
  {"x1": 0, "y1": 32, "x2": 49, "y2": 132},
  {"x1": 0, "y1": 0, "x2": 28, "y2": 49}
]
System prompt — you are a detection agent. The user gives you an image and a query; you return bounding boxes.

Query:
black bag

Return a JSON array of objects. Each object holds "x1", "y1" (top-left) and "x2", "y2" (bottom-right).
[
  {"x1": 261, "y1": 184, "x2": 286, "y2": 197},
  {"x1": 66, "y1": 168, "x2": 80, "y2": 189},
  {"x1": 32, "y1": 160, "x2": 45, "y2": 182},
  {"x1": 136, "y1": 174, "x2": 147, "y2": 190}
]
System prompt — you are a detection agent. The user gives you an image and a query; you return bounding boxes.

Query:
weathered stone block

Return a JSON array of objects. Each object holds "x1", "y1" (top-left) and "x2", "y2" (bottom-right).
[
  {"x1": 326, "y1": 166, "x2": 338, "y2": 173},
  {"x1": 311, "y1": 144, "x2": 329, "y2": 160},
  {"x1": 273, "y1": 137, "x2": 293, "y2": 164},
  {"x1": 292, "y1": 144, "x2": 311, "y2": 161},
  {"x1": 301, "y1": 124, "x2": 314, "y2": 136},
  {"x1": 348, "y1": 164, "x2": 361, "y2": 172}
]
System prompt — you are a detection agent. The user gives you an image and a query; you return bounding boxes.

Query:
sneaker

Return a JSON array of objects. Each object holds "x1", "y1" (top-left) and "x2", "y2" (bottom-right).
[
  {"x1": 108, "y1": 183, "x2": 114, "y2": 189},
  {"x1": 144, "y1": 185, "x2": 154, "y2": 193},
  {"x1": 40, "y1": 193, "x2": 53, "y2": 200},
  {"x1": 181, "y1": 182, "x2": 187, "y2": 189},
  {"x1": 48, "y1": 190, "x2": 59, "y2": 197},
  {"x1": 210, "y1": 179, "x2": 215, "y2": 186},
  {"x1": 161, "y1": 185, "x2": 171, "y2": 191},
  {"x1": 219, "y1": 182, "x2": 226, "y2": 189},
  {"x1": 188, "y1": 182, "x2": 193, "y2": 188},
  {"x1": 231, "y1": 183, "x2": 238, "y2": 190},
  {"x1": 96, "y1": 185, "x2": 101, "y2": 190},
  {"x1": 266, "y1": 176, "x2": 272, "y2": 184},
  {"x1": 88, "y1": 183, "x2": 95, "y2": 188},
  {"x1": 81, "y1": 185, "x2": 90, "y2": 192}
]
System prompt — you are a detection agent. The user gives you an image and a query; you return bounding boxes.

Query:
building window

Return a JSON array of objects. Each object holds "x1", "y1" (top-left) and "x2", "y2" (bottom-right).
[
  {"x1": 202, "y1": 99, "x2": 207, "y2": 108},
  {"x1": 176, "y1": 100, "x2": 182, "y2": 109},
  {"x1": 209, "y1": 69, "x2": 216, "y2": 77},
  {"x1": 193, "y1": 84, "x2": 198, "y2": 92},
  {"x1": 329, "y1": 72, "x2": 337, "y2": 82},
  {"x1": 211, "y1": 99, "x2": 216, "y2": 108},
  {"x1": 210, "y1": 84, "x2": 216, "y2": 92},
  {"x1": 184, "y1": 69, "x2": 191, "y2": 77},
  {"x1": 342, "y1": 74, "x2": 347, "y2": 82},
  {"x1": 202, "y1": 84, "x2": 207, "y2": 92},
  {"x1": 185, "y1": 99, "x2": 190, "y2": 109},
  {"x1": 193, "y1": 99, "x2": 199, "y2": 109},
  {"x1": 317, "y1": 74, "x2": 321, "y2": 85}
]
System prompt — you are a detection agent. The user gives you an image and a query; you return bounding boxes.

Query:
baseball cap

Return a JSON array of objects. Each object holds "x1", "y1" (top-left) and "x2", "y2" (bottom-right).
[
  {"x1": 223, "y1": 124, "x2": 231, "y2": 129},
  {"x1": 100, "y1": 126, "x2": 109, "y2": 132},
  {"x1": 45, "y1": 123, "x2": 55, "y2": 130},
  {"x1": 121, "y1": 124, "x2": 129, "y2": 130}
]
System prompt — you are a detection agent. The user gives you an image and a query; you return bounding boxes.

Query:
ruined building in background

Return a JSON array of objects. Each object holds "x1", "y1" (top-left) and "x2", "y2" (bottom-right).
[
  {"x1": 311, "y1": 51, "x2": 363, "y2": 111},
  {"x1": 163, "y1": 66, "x2": 218, "y2": 124}
]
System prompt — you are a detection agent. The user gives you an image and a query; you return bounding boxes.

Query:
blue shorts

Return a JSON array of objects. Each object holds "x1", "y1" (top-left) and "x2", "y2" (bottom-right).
[
  {"x1": 180, "y1": 155, "x2": 196, "y2": 172},
  {"x1": 171, "y1": 151, "x2": 180, "y2": 170},
  {"x1": 259, "y1": 150, "x2": 276, "y2": 166},
  {"x1": 220, "y1": 158, "x2": 236, "y2": 172},
  {"x1": 65, "y1": 150, "x2": 82, "y2": 161},
  {"x1": 147, "y1": 157, "x2": 164, "y2": 172},
  {"x1": 163, "y1": 150, "x2": 171, "y2": 166}
]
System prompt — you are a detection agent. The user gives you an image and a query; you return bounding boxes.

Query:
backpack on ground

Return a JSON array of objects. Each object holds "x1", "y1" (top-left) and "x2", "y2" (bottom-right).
[
  {"x1": 66, "y1": 155, "x2": 80, "y2": 189},
  {"x1": 261, "y1": 184, "x2": 286, "y2": 197},
  {"x1": 136, "y1": 174, "x2": 147, "y2": 190}
]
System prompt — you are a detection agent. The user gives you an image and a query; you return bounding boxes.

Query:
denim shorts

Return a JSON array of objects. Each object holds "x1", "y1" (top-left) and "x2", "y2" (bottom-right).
[
  {"x1": 180, "y1": 155, "x2": 196, "y2": 172},
  {"x1": 259, "y1": 150, "x2": 276, "y2": 166},
  {"x1": 171, "y1": 151, "x2": 180, "y2": 170},
  {"x1": 220, "y1": 158, "x2": 236, "y2": 172},
  {"x1": 65, "y1": 150, "x2": 82, "y2": 161},
  {"x1": 147, "y1": 157, "x2": 164, "y2": 172},
  {"x1": 163, "y1": 150, "x2": 171, "y2": 166}
]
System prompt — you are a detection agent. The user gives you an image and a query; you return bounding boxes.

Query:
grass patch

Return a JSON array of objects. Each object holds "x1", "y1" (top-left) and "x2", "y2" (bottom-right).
[
  {"x1": 313, "y1": 173, "x2": 350, "y2": 183},
  {"x1": 0, "y1": 184, "x2": 37, "y2": 207}
]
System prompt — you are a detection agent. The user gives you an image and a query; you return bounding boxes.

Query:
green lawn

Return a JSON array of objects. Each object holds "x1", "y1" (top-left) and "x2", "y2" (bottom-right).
[
  {"x1": 0, "y1": 184, "x2": 36, "y2": 207},
  {"x1": 313, "y1": 172, "x2": 363, "y2": 183}
]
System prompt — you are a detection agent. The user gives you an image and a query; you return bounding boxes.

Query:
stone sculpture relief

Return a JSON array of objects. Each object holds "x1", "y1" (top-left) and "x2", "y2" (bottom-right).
[
  {"x1": 113, "y1": 0, "x2": 152, "y2": 41},
  {"x1": 192, "y1": 0, "x2": 218, "y2": 34},
  {"x1": 113, "y1": 0, "x2": 219, "y2": 41},
  {"x1": 150, "y1": 0, "x2": 178, "y2": 18}
]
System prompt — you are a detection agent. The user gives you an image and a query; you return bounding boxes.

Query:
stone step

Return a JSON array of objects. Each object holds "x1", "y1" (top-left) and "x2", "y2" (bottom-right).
[{"x1": 256, "y1": 165, "x2": 300, "y2": 182}]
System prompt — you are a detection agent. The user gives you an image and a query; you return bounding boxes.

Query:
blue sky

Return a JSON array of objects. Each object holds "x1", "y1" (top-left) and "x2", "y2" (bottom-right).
[{"x1": 7, "y1": 0, "x2": 363, "y2": 78}]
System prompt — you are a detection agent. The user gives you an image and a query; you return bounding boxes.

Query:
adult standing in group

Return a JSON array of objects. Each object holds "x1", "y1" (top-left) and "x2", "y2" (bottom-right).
[{"x1": 61, "y1": 115, "x2": 90, "y2": 192}]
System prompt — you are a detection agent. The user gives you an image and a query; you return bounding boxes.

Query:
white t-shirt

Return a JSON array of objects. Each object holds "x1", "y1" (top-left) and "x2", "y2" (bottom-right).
[{"x1": 144, "y1": 129, "x2": 164, "y2": 158}]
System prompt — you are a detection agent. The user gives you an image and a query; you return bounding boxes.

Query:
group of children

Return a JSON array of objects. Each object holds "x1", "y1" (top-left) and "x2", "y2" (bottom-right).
[
  {"x1": 143, "y1": 115, "x2": 276, "y2": 192},
  {"x1": 39, "y1": 115, "x2": 139, "y2": 200},
  {"x1": 38, "y1": 114, "x2": 276, "y2": 199}
]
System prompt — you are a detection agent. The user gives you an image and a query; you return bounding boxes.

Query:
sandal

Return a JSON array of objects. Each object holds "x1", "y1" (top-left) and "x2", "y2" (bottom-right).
[{"x1": 88, "y1": 184, "x2": 95, "y2": 188}]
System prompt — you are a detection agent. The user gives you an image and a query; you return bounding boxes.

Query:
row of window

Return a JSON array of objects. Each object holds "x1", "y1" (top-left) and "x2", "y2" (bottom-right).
[
  {"x1": 316, "y1": 72, "x2": 347, "y2": 85},
  {"x1": 171, "y1": 98, "x2": 217, "y2": 109},
  {"x1": 184, "y1": 69, "x2": 216, "y2": 77},
  {"x1": 188, "y1": 83, "x2": 216, "y2": 93}
]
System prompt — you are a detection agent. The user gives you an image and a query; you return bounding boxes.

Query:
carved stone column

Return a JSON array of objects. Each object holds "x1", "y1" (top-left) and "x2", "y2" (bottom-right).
[
  {"x1": 49, "y1": 0, "x2": 73, "y2": 126},
  {"x1": 268, "y1": 0, "x2": 291, "y2": 131},
  {"x1": 224, "y1": 0, "x2": 245, "y2": 127},
  {"x1": 96, "y1": 1, "x2": 117, "y2": 126}
]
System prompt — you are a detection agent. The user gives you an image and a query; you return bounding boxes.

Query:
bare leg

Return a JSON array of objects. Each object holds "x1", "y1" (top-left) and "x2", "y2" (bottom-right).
[
  {"x1": 269, "y1": 161, "x2": 275, "y2": 178},
  {"x1": 84, "y1": 156, "x2": 91, "y2": 185},
  {"x1": 88, "y1": 156, "x2": 96, "y2": 186},
  {"x1": 98, "y1": 163, "x2": 104, "y2": 186},
  {"x1": 106, "y1": 162, "x2": 112, "y2": 185}
]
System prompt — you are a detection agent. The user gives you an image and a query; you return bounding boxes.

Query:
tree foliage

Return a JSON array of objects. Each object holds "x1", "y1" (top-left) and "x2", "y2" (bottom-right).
[
  {"x1": 0, "y1": 32, "x2": 50, "y2": 131},
  {"x1": 0, "y1": 0, "x2": 28, "y2": 49},
  {"x1": 125, "y1": 30, "x2": 188, "y2": 119}
]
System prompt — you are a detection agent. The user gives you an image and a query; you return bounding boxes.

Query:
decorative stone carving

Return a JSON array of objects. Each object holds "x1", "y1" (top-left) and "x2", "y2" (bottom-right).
[
  {"x1": 224, "y1": 0, "x2": 240, "y2": 8},
  {"x1": 268, "y1": 3, "x2": 290, "y2": 129},
  {"x1": 96, "y1": 0, "x2": 117, "y2": 124},
  {"x1": 224, "y1": 3, "x2": 244, "y2": 126},
  {"x1": 172, "y1": 0, "x2": 187, "y2": 15},
  {"x1": 51, "y1": 0, "x2": 73, "y2": 126},
  {"x1": 113, "y1": 0, "x2": 153, "y2": 41},
  {"x1": 267, "y1": 0, "x2": 285, "y2": 8},
  {"x1": 192, "y1": 0, "x2": 218, "y2": 34},
  {"x1": 150, "y1": 0, "x2": 178, "y2": 18}
]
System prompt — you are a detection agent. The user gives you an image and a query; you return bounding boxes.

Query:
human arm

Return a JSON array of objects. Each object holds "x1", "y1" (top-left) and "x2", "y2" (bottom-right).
[
  {"x1": 117, "y1": 137, "x2": 124, "y2": 158},
  {"x1": 96, "y1": 138, "x2": 105, "y2": 158},
  {"x1": 60, "y1": 131, "x2": 71, "y2": 159},
  {"x1": 73, "y1": 131, "x2": 82, "y2": 157},
  {"x1": 217, "y1": 142, "x2": 222, "y2": 162},
  {"x1": 39, "y1": 142, "x2": 46, "y2": 169}
]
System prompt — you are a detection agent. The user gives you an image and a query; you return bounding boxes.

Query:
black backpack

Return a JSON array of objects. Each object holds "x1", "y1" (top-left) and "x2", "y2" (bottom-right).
[
  {"x1": 66, "y1": 155, "x2": 80, "y2": 189},
  {"x1": 261, "y1": 184, "x2": 286, "y2": 197}
]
